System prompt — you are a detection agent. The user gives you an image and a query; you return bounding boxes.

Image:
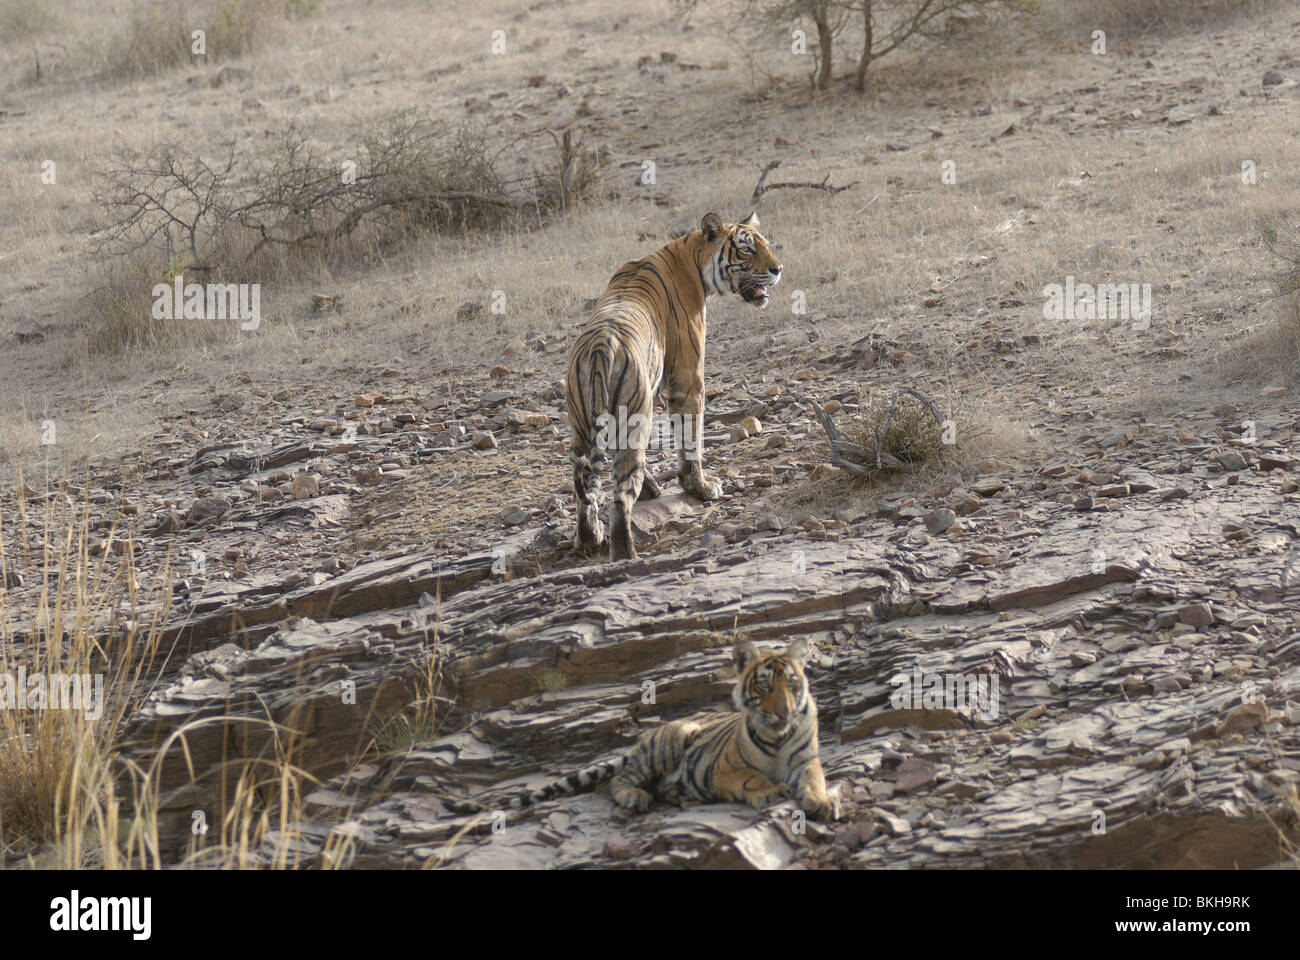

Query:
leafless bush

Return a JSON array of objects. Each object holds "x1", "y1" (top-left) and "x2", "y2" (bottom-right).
[
  {"x1": 93, "y1": 112, "x2": 595, "y2": 269},
  {"x1": 86, "y1": 111, "x2": 599, "y2": 352},
  {"x1": 679, "y1": 0, "x2": 1035, "y2": 92}
]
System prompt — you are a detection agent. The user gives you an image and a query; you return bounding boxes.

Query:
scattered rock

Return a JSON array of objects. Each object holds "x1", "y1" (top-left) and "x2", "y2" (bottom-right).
[
  {"x1": 291, "y1": 474, "x2": 319, "y2": 500},
  {"x1": 923, "y1": 508, "x2": 956, "y2": 534}
]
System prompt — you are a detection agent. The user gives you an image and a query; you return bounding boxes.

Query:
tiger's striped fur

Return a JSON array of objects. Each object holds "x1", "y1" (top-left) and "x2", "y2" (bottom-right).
[
  {"x1": 565, "y1": 211, "x2": 782, "y2": 560},
  {"x1": 444, "y1": 639, "x2": 838, "y2": 822}
]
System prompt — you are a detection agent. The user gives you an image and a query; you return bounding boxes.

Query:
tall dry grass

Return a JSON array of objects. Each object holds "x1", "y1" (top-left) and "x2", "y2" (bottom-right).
[
  {"x1": 105, "y1": 0, "x2": 319, "y2": 81},
  {"x1": 0, "y1": 473, "x2": 172, "y2": 867},
  {"x1": 0, "y1": 476, "x2": 330, "y2": 869}
]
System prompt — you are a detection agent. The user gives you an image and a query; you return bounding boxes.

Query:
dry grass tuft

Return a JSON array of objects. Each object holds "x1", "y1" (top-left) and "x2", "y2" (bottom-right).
[
  {"x1": 1052, "y1": 0, "x2": 1277, "y2": 34},
  {"x1": 104, "y1": 0, "x2": 316, "y2": 82},
  {"x1": 1210, "y1": 226, "x2": 1300, "y2": 386},
  {"x1": 0, "y1": 0, "x2": 65, "y2": 39},
  {"x1": 0, "y1": 478, "x2": 365, "y2": 869},
  {"x1": 843, "y1": 392, "x2": 947, "y2": 469}
]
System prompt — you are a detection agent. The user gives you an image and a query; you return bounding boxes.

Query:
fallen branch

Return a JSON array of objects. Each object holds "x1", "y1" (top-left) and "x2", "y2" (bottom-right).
[{"x1": 752, "y1": 160, "x2": 858, "y2": 202}]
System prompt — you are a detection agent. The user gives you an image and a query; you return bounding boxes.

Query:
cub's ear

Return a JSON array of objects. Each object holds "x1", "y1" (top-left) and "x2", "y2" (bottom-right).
[
  {"x1": 785, "y1": 637, "x2": 810, "y2": 667},
  {"x1": 733, "y1": 639, "x2": 760, "y2": 674},
  {"x1": 740, "y1": 210, "x2": 759, "y2": 229},
  {"x1": 701, "y1": 211, "x2": 725, "y2": 243}
]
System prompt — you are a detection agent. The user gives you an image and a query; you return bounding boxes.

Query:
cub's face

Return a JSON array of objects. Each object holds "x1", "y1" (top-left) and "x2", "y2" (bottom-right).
[
  {"x1": 733, "y1": 639, "x2": 811, "y2": 736},
  {"x1": 700, "y1": 211, "x2": 783, "y2": 308}
]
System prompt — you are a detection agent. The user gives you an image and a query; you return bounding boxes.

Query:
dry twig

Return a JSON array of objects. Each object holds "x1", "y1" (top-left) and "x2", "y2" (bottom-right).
[{"x1": 752, "y1": 160, "x2": 858, "y2": 202}]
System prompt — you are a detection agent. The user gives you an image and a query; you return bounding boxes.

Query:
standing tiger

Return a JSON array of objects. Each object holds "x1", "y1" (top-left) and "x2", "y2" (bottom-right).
[
  {"x1": 444, "y1": 639, "x2": 839, "y2": 822},
  {"x1": 565, "y1": 211, "x2": 782, "y2": 560}
]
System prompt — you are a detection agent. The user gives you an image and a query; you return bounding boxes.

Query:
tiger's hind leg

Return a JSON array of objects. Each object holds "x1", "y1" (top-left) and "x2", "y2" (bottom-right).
[
  {"x1": 611, "y1": 720, "x2": 699, "y2": 813},
  {"x1": 608, "y1": 392, "x2": 653, "y2": 560},
  {"x1": 571, "y1": 449, "x2": 606, "y2": 553}
]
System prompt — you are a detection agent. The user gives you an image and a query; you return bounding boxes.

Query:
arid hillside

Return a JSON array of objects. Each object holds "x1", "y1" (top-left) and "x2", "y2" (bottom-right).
[{"x1": 0, "y1": 0, "x2": 1297, "y2": 870}]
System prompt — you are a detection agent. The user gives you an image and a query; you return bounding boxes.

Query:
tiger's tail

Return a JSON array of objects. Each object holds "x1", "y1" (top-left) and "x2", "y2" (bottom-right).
[
  {"x1": 582, "y1": 336, "x2": 617, "y2": 461},
  {"x1": 442, "y1": 755, "x2": 629, "y2": 816}
]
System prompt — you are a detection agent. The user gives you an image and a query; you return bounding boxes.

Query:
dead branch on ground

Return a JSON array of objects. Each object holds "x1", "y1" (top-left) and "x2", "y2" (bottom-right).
[{"x1": 752, "y1": 160, "x2": 858, "y2": 202}]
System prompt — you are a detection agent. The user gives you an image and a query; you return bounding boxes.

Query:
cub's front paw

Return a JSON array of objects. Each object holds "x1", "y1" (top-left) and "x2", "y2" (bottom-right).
[
  {"x1": 749, "y1": 783, "x2": 792, "y2": 810},
  {"x1": 799, "y1": 792, "x2": 842, "y2": 822}
]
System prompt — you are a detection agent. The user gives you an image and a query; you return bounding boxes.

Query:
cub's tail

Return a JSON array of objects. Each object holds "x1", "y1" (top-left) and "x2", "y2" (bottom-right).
[{"x1": 442, "y1": 755, "x2": 628, "y2": 816}]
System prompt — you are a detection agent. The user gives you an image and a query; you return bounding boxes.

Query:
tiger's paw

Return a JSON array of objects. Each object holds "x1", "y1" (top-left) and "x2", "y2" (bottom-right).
[
  {"x1": 612, "y1": 786, "x2": 653, "y2": 813},
  {"x1": 799, "y1": 792, "x2": 842, "y2": 822},
  {"x1": 660, "y1": 782, "x2": 686, "y2": 806},
  {"x1": 749, "y1": 783, "x2": 792, "y2": 810},
  {"x1": 680, "y1": 471, "x2": 723, "y2": 501}
]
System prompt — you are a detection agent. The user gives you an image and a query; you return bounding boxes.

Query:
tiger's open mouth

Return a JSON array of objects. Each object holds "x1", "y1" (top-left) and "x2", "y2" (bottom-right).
[{"x1": 742, "y1": 285, "x2": 769, "y2": 306}]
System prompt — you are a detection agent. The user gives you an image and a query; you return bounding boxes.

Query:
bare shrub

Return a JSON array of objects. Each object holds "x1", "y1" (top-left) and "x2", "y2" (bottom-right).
[
  {"x1": 87, "y1": 112, "x2": 598, "y2": 352},
  {"x1": 680, "y1": 0, "x2": 1035, "y2": 92},
  {"x1": 92, "y1": 112, "x2": 588, "y2": 270}
]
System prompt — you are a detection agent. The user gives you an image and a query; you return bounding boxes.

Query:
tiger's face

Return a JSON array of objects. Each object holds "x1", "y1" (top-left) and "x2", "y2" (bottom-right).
[
  {"x1": 733, "y1": 638, "x2": 812, "y2": 737},
  {"x1": 699, "y1": 211, "x2": 782, "y2": 308}
]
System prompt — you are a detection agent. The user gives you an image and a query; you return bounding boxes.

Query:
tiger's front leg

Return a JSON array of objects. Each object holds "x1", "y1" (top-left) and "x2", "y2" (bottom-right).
[
  {"x1": 712, "y1": 766, "x2": 791, "y2": 810},
  {"x1": 791, "y1": 758, "x2": 840, "y2": 822},
  {"x1": 664, "y1": 373, "x2": 722, "y2": 501}
]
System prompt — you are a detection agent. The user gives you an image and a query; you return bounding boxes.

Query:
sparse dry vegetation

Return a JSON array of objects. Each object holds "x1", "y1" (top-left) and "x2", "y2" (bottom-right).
[
  {"x1": 1056, "y1": 0, "x2": 1277, "y2": 34},
  {"x1": 85, "y1": 110, "x2": 600, "y2": 353},
  {"x1": 0, "y1": 484, "x2": 171, "y2": 867}
]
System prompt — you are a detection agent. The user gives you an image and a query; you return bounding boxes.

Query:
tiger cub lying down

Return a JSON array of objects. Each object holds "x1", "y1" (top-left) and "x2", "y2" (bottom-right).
[{"x1": 446, "y1": 639, "x2": 840, "y2": 822}]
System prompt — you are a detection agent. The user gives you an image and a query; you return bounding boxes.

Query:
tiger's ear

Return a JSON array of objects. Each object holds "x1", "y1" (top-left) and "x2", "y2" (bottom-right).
[
  {"x1": 701, "y1": 211, "x2": 725, "y2": 243},
  {"x1": 785, "y1": 638, "x2": 810, "y2": 667},
  {"x1": 733, "y1": 639, "x2": 759, "y2": 674},
  {"x1": 740, "y1": 210, "x2": 759, "y2": 229}
]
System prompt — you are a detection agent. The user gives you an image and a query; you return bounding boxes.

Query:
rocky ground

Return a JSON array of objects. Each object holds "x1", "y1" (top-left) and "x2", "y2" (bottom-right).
[
  {"x1": 95, "y1": 370, "x2": 1300, "y2": 869},
  {"x1": 3, "y1": 2, "x2": 1300, "y2": 869}
]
